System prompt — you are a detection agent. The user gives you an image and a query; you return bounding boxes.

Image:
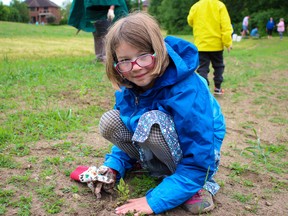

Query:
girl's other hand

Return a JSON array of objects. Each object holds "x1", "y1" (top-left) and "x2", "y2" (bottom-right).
[{"x1": 115, "y1": 197, "x2": 153, "y2": 215}]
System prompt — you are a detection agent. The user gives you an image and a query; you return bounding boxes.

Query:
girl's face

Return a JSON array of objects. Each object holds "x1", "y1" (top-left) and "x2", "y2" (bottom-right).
[{"x1": 115, "y1": 42, "x2": 156, "y2": 91}]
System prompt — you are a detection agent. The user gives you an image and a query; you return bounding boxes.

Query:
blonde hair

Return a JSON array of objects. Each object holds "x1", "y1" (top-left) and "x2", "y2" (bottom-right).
[{"x1": 105, "y1": 12, "x2": 170, "y2": 89}]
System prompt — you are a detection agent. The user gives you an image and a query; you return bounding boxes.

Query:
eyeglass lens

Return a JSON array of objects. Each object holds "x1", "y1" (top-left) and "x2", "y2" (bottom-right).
[{"x1": 117, "y1": 54, "x2": 154, "y2": 73}]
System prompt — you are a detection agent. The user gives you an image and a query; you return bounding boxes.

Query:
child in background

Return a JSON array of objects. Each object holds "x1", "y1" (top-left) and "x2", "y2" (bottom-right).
[
  {"x1": 250, "y1": 27, "x2": 260, "y2": 38},
  {"x1": 277, "y1": 18, "x2": 285, "y2": 40},
  {"x1": 74, "y1": 12, "x2": 226, "y2": 215}
]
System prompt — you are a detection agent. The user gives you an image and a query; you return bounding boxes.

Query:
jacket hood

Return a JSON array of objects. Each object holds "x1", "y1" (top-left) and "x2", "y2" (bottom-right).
[{"x1": 153, "y1": 36, "x2": 199, "y2": 90}]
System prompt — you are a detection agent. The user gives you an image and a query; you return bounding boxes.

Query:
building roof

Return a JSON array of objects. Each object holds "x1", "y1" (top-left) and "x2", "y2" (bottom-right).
[{"x1": 25, "y1": 0, "x2": 60, "y2": 8}]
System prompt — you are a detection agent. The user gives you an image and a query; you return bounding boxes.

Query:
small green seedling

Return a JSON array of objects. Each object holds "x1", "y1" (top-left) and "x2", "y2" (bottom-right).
[
  {"x1": 116, "y1": 178, "x2": 130, "y2": 205},
  {"x1": 241, "y1": 128, "x2": 267, "y2": 163}
]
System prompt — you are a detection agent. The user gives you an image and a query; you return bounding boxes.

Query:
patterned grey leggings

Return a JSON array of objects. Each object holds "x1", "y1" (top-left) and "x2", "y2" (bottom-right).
[
  {"x1": 99, "y1": 110, "x2": 182, "y2": 177},
  {"x1": 99, "y1": 109, "x2": 220, "y2": 195}
]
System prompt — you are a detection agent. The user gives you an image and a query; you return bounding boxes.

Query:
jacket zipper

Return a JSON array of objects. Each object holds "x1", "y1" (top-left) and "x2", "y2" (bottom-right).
[
  {"x1": 135, "y1": 96, "x2": 139, "y2": 106},
  {"x1": 129, "y1": 94, "x2": 139, "y2": 127}
]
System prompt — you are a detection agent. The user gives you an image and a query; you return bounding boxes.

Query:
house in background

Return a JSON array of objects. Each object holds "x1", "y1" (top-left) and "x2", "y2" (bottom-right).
[{"x1": 25, "y1": 0, "x2": 61, "y2": 24}]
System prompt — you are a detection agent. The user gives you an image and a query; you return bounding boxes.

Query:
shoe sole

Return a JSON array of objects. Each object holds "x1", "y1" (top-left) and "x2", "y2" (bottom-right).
[
  {"x1": 182, "y1": 202, "x2": 215, "y2": 214},
  {"x1": 201, "y1": 202, "x2": 215, "y2": 213},
  {"x1": 214, "y1": 92, "x2": 224, "y2": 95}
]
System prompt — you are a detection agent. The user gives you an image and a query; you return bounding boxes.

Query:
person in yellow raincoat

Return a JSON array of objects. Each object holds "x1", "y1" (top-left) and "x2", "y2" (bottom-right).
[{"x1": 187, "y1": 0, "x2": 233, "y2": 95}]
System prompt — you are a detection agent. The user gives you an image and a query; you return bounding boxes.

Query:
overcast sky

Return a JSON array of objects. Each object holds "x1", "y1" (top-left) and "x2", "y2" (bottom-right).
[{"x1": 1, "y1": 0, "x2": 67, "y2": 7}]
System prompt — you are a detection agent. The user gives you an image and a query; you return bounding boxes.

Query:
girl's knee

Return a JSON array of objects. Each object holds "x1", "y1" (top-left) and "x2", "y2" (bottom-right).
[{"x1": 99, "y1": 110, "x2": 120, "y2": 136}]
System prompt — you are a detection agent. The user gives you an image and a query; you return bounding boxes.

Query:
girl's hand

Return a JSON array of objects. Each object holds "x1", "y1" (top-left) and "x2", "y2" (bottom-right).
[{"x1": 115, "y1": 197, "x2": 153, "y2": 215}]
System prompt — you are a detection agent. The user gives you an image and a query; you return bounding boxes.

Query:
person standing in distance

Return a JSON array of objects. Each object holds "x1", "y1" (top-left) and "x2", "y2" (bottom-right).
[
  {"x1": 187, "y1": 0, "x2": 233, "y2": 95},
  {"x1": 266, "y1": 17, "x2": 275, "y2": 39},
  {"x1": 68, "y1": 0, "x2": 128, "y2": 62},
  {"x1": 242, "y1": 16, "x2": 250, "y2": 37},
  {"x1": 277, "y1": 18, "x2": 285, "y2": 40}
]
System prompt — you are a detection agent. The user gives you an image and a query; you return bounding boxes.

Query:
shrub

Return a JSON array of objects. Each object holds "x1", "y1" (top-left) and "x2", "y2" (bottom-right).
[{"x1": 47, "y1": 15, "x2": 56, "y2": 24}]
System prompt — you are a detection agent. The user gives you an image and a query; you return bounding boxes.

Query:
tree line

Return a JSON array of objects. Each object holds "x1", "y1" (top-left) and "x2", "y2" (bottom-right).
[
  {"x1": 1, "y1": 0, "x2": 287, "y2": 35},
  {"x1": 0, "y1": 0, "x2": 29, "y2": 23},
  {"x1": 149, "y1": 0, "x2": 288, "y2": 35}
]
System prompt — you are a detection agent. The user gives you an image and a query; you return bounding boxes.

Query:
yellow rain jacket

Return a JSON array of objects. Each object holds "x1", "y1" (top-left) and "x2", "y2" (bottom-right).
[{"x1": 187, "y1": 0, "x2": 232, "y2": 51}]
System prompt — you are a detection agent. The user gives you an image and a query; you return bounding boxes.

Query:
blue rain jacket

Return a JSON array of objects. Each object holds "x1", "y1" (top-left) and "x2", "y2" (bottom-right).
[{"x1": 104, "y1": 36, "x2": 226, "y2": 214}]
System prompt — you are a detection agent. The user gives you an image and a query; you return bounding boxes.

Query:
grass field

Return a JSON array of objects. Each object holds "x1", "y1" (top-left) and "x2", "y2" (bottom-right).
[{"x1": 0, "y1": 21, "x2": 287, "y2": 215}]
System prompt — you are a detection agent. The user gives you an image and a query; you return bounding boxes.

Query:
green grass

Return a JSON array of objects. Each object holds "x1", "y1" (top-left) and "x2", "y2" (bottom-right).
[
  {"x1": 232, "y1": 192, "x2": 253, "y2": 203},
  {"x1": 0, "y1": 21, "x2": 85, "y2": 38},
  {"x1": 1, "y1": 21, "x2": 288, "y2": 215}
]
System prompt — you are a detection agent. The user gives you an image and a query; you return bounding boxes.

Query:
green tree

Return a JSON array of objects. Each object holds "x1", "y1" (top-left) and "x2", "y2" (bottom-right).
[
  {"x1": 0, "y1": 3, "x2": 11, "y2": 21},
  {"x1": 148, "y1": 0, "x2": 163, "y2": 24},
  {"x1": 222, "y1": 0, "x2": 246, "y2": 23},
  {"x1": 10, "y1": 0, "x2": 29, "y2": 22},
  {"x1": 60, "y1": 0, "x2": 72, "y2": 25},
  {"x1": 126, "y1": 0, "x2": 141, "y2": 12},
  {"x1": 8, "y1": 6, "x2": 20, "y2": 22},
  {"x1": 157, "y1": 0, "x2": 194, "y2": 34}
]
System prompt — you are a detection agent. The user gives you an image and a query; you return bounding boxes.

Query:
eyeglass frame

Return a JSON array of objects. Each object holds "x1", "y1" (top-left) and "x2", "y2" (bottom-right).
[{"x1": 114, "y1": 53, "x2": 156, "y2": 73}]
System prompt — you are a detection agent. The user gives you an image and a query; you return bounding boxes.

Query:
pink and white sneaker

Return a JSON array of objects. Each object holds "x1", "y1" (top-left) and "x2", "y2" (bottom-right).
[{"x1": 182, "y1": 189, "x2": 215, "y2": 214}]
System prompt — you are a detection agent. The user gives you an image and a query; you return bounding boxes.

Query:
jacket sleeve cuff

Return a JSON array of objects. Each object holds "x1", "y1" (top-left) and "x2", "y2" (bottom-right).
[
  {"x1": 103, "y1": 160, "x2": 125, "y2": 180},
  {"x1": 146, "y1": 189, "x2": 165, "y2": 214}
]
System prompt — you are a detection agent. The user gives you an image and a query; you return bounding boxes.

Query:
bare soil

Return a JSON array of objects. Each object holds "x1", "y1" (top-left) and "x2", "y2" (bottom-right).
[{"x1": 2, "y1": 70, "x2": 288, "y2": 216}]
